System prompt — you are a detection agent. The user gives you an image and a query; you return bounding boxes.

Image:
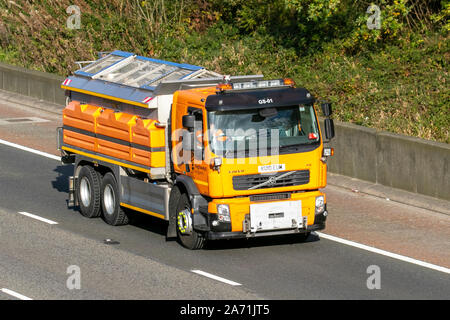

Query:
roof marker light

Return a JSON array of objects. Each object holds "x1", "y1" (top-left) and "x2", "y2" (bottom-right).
[
  {"x1": 216, "y1": 83, "x2": 233, "y2": 93},
  {"x1": 232, "y1": 79, "x2": 284, "y2": 90},
  {"x1": 216, "y1": 78, "x2": 295, "y2": 94},
  {"x1": 283, "y1": 78, "x2": 296, "y2": 87}
]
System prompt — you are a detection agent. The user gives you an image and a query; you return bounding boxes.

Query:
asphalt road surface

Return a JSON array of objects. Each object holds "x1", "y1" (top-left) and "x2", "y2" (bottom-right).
[{"x1": 0, "y1": 143, "x2": 449, "y2": 300}]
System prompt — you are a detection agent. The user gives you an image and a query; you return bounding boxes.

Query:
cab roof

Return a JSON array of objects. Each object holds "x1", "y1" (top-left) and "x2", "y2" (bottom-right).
[{"x1": 205, "y1": 87, "x2": 315, "y2": 111}]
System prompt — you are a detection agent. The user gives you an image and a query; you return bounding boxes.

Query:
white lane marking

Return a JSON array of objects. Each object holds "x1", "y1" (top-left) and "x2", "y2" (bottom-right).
[
  {"x1": 0, "y1": 138, "x2": 60, "y2": 161},
  {"x1": 1, "y1": 138, "x2": 449, "y2": 275},
  {"x1": 191, "y1": 270, "x2": 242, "y2": 286},
  {"x1": 17, "y1": 211, "x2": 58, "y2": 225},
  {"x1": 316, "y1": 232, "x2": 450, "y2": 274},
  {"x1": 1, "y1": 288, "x2": 33, "y2": 300}
]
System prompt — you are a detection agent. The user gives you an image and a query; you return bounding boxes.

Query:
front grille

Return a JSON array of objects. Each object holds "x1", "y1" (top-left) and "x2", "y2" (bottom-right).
[
  {"x1": 250, "y1": 193, "x2": 291, "y2": 202},
  {"x1": 233, "y1": 170, "x2": 310, "y2": 190}
]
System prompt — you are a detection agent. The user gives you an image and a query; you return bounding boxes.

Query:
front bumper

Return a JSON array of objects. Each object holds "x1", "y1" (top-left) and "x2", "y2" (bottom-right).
[{"x1": 204, "y1": 210, "x2": 327, "y2": 240}]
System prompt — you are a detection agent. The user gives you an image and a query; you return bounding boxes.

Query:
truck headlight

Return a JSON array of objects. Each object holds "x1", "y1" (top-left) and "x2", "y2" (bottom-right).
[
  {"x1": 323, "y1": 147, "x2": 334, "y2": 157},
  {"x1": 211, "y1": 157, "x2": 222, "y2": 173},
  {"x1": 213, "y1": 157, "x2": 222, "y2": 167},
  {"x1": 217, "y1": 204, "x2": 231, "y2": 222},
  {"x1": 315, "y1": 196, "x2": 325, "y2": 214},
  {"x1": 321, "y1": 147, "x2": 334, "y2": 163}
]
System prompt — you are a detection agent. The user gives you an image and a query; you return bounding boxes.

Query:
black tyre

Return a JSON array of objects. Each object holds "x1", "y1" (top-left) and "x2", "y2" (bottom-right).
[
  {"x1": 176, "y1": 192, "x2": 205, "y2": 250},
  {"x1": 297, "y1": 231, "x2": 311, "y2": 242},
  {"x1": 100, "y1": 172, "x2": 129, "y2": 226},
  {"x1": 77, "y1": 165, "x2": 102, "y2": 218},
  {"x1": 167, "y1": 185, "x2": 182, "y2": 239}
]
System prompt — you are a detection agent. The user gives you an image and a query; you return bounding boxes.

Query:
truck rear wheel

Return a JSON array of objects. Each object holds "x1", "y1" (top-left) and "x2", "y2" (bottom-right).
[
  {"x1": 77, "y1": 165, "x2": 102, "y2": 218},
  {"x1": 100, "y1": 172, "x2": 129, "y2": 226},
  {"x1": 176, "y1": 192, "x2": 205, "y2": 250}
]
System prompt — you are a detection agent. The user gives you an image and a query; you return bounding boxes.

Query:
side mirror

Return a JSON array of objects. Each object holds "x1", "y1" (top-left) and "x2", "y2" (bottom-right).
[
  {"x1": 182, "y1": 114, "x2": 195, "y2": 129},
  {"x1": 321, "y1": 102, "x2": 332, "y2": 117},
  {"x1": 324, "y1": 118, "x2": 335, "y2": 140}
]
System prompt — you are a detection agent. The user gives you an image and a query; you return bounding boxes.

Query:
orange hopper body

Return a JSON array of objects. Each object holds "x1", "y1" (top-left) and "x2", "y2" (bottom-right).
[{"x1": 62, "y1": 101, "x2": 165, "y2": 169}]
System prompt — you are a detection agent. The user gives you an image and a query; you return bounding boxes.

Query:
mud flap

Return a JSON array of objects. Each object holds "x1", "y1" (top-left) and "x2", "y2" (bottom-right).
[
  {"x1": 191, "y1": 194, "x2": 210, "y2": 232},
  {"x1": 166, "y1": 186, "x2": 180, "y2": 239},
  {"x1": 167, "y1": 212, "x2": 178, "y2": 239},
  {"x1": 68, "y1": 176, "x2": 78, "y2": 208}
]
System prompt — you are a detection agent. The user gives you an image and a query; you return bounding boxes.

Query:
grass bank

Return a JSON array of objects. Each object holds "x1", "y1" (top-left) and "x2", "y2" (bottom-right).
[{"x1": 0, "y1": 0, "x2": 448, "y2": 142}]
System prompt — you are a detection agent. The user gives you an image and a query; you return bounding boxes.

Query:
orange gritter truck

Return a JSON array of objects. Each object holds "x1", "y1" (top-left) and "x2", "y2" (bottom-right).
[{"x1": 57, "y1": 50, "x2": 335, "y2": 249}]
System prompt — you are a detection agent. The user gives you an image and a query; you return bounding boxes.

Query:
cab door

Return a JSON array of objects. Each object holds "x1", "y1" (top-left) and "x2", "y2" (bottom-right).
[
  {"x1": 170, "y1": 96, "x2": 209, "y2": 195},
  {"x1": 185, "y1": 107, "x2": 209, "y2": 195}
]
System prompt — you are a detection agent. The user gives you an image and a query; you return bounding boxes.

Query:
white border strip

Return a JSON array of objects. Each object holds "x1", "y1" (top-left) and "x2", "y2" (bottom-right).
[
  {"x1": 17, "y1": 211, "x2": 58, "y2": 225},
  {"x1": 0, "y1": 138, "x2": 60, "y2": 161},
  {"x1": 1, "y1": 288, "x2": 33, "y2": 300},
  {"x1": 191, "y1": 270, "x2": 242, "y2": 286},
  {"x1": 317, "y1": 232, "x2": 450, "y2": 274}
]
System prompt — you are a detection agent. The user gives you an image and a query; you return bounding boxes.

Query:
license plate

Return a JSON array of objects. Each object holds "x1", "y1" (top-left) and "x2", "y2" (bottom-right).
[
  {"x1": 249, "y1": 200, "x2": 302, "y2": 232},
  {"x1": 258, "y1": 164, "x2": 285, "y2": 173}
]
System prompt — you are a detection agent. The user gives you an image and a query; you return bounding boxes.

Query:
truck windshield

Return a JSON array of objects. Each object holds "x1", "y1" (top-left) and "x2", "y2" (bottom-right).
[{"x1": 207, "y1": 104, "x2": 320, "y2": 157}]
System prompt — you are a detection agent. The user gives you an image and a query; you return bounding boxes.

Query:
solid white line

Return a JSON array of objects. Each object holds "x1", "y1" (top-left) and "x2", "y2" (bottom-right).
[
  {"x1": 316, "y1": 232, "x2": 450, "y2": 274},
  {"x1": 191, "y1": 270, "x2": 242, "y2": 286},
  {"x1": 0, "y1": 138, "x2": 60, "y2": 161},
  {"x1": 17, "y1": 211, "x2": 58, "y2": 225},
  {"x1": 1, "y1": 288, "x2": 33, "y2": 300}
]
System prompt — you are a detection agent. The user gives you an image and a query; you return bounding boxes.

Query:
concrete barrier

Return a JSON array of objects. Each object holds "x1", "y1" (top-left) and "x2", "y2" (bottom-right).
[
  {"x1": 324, "y1": 121, "x2": 377, "y2": 183},
  {"x1": 0, "y1": 61, "x2": 448, "y2": 201},
  {"x1": 0, "y1": 62, "x2": 65, "y2": 105},
  {"x1": 325, "y1": 120, "x2": 450, "y2": 201},
  {"x1": 376, "y1": 132, "x2": 450, "y2": 200}
]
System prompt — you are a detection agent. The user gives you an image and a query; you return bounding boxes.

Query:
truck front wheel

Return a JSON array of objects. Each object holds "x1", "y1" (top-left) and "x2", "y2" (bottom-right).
[{"x1": 176, "y1": 192, "x2": 205, "y2": 250}]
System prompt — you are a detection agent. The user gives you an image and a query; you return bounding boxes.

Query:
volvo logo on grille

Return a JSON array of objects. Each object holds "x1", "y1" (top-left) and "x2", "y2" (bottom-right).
[{"x1": 267, "y1": 176, "x2": 277, "y2": 186}]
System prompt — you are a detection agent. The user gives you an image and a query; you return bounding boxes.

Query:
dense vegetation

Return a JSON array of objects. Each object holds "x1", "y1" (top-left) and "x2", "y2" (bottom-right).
[{"x1": 0, "y1": 0, "x2": 448, "y2": 142}]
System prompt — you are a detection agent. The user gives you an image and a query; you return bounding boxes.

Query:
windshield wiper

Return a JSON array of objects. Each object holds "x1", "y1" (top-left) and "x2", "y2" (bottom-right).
[
  {"x1": 278, "y1": 145, "x2": 302, "y2": 152},
  {"x1": 280, "y1": 141, "x2": 318, "y2": 149}
]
